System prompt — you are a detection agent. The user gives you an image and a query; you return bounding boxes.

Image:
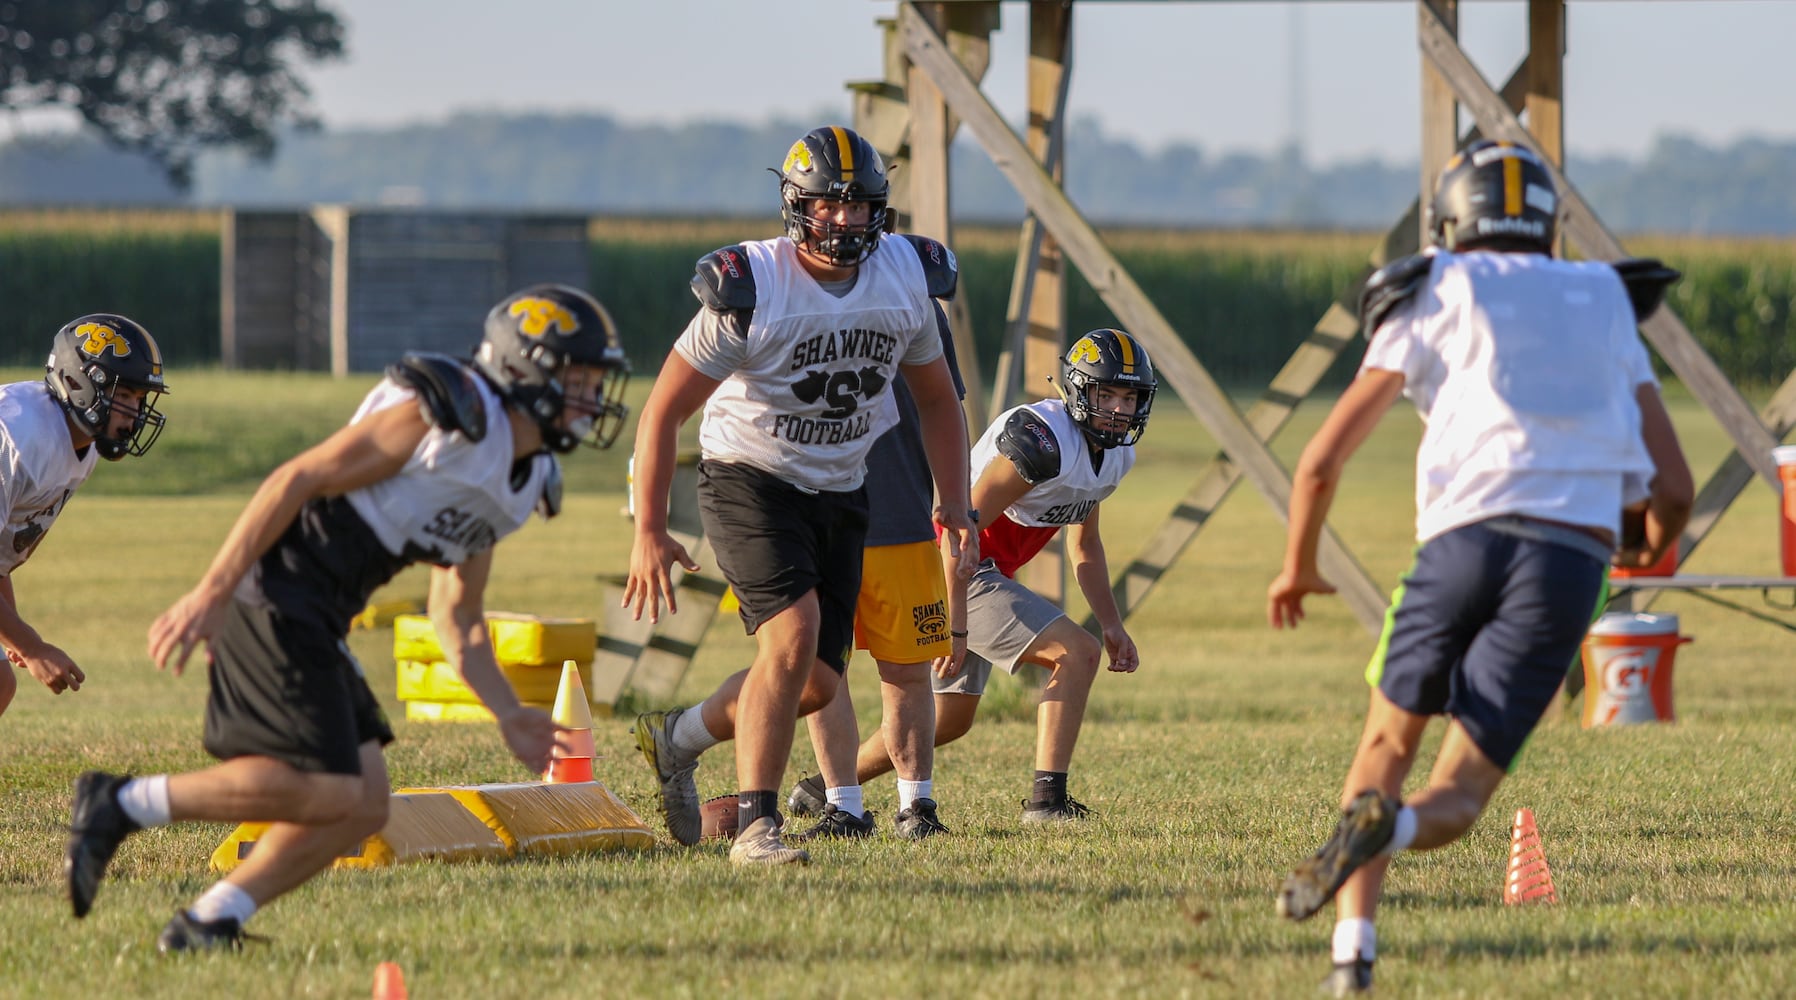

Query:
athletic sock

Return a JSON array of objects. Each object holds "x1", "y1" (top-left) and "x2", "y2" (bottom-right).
[
  {"x1": 1029, "y1": 770, "x2": 1067, "y2": 807},
  {"x1": 1381, "y1": 805, "x2": 1417, "y2": 855},
  {"x1": 896, "y1": 778, "x2": 932, "y2": 811},
  {"x1": 670, "y1": 705, "x2": 720, "y2": 756},
  {"x1": 738, "y1": 790, "x2": 779, "y2": 830},
  {"x1": 824, "y1": 784, "x2": 865, "y2": 819},
  {"x1": 188, "y1": 881, "x2": 257, "y2": 926},
  {"x1": 1332, "y1": 917, "x2": 1376, "y2": 964},
  {"x1": 117, "y1": 775, "x2": 171, "y2": 828}
]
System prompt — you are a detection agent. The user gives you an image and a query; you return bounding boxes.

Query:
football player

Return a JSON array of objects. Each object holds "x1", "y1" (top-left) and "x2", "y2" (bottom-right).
[
  {"x1": 626, "y1": 125, "x2": 978, "y2": 864},
  {"x1": 1, "y1": 315, "x2": 170, "y2": 718},
  {"x1": 65, "y1": 285, "x2": 630, "y2": 952},
  {"x1": 820, "y1": 329, "x2": 1156, "y2": 825},
  {"x1": 1266, "y1": 140, "x2": 1693, "y2": 995}
]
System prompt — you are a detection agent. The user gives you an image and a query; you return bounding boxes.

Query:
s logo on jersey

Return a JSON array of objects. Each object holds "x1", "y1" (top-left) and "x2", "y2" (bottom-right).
[
  {"x1": 508, "y1": 298, "x2": 579, "y2": 338},
  {"x1": 782, "y1": 140, "x2": 814, "y2": 175},
  {"x1": 76, "y1": 323, "x2": 131, "y2": 359}
]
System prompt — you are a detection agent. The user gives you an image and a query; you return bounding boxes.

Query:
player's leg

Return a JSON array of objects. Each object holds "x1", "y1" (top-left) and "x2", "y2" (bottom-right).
[
  {"x1": 791, "y1": 670, "x2": 877, "y2": 839},
  {"x1": 1017, "y1": 616, "x2": 1103, "y2": 775}
]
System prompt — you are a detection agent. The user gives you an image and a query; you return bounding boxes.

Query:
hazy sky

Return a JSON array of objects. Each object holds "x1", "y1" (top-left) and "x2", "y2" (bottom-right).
[{"x1": 303, "y1": 1, "x2": 1795, "y2": 164}]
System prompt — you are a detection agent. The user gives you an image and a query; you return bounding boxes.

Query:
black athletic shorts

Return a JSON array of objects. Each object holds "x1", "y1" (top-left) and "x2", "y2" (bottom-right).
[
  {"x1": 203, "y1": 598, "x2": 395, "y2": 776},
  {"x1": 697, "y1": 460, "x2": 868, "y2": 673}
]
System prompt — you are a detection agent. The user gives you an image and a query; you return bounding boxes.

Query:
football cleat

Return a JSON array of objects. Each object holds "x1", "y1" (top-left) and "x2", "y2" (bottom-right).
[
  {"x1": 729, "y1": 816, "x2": 810, "y2": 866},
  {"x1": 786, "y1": 774, "x2": 827, "y2": 818},
  {"x1": 1021, "y1": 794, "x2": 1093, "y2": 825},
  {"x1": 792, "y1": 804, "x2": 877, "y2": 841},
  {"x1": 157, "y1": 910, "x2": 262, "y2": 954},
  {"x1": 632, "y1": 708, "x2": 703, "y2": 846},
  {"x1": 894, "y1": 797, "x2": 950, "y2": 840},
  {"x1": 1278, "y1": 790, "x2": 1399, "y2": 922},
  {"x1": 66, "y1": 770, "x2": 141, "y2": 918}
]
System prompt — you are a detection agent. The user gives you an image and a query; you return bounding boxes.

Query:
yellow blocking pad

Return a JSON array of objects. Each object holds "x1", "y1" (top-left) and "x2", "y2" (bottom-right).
[
  {"x1": 397, "y1": 781, "x2": 654, "y2": 855},
  {"x1": 392, "y1": 613, "x2": 595, "y2": 667},
  {"x1": 209, "y1": 791, "x2": 510, "y2": 872},
  {"x1": 396, "y1": 657, "x2": 590, "y2": 707},
  {"x1": 351, "y1": 597, "x2": 424, "y2": 631},
  {"x1": 405, "y1": 699, "x2": 509, "y2": 723}
]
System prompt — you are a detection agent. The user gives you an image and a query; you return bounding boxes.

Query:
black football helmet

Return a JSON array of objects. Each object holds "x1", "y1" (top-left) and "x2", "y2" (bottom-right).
[
  {"x1": 1055, "y1": 329, "x2": 1157, "y2": 449},
  {"x1": 777, "y1": 125, "x2": 890, "y2": 267},
  {"x1": 44, "y1": 313, "x2": 170, "y2": 460},
  {"x1": 1428, "y1": 139, "x2": 1559, "y2": 254},
  {"x1": 473, "y1": 284, "x2": 631, "y2": 453}
]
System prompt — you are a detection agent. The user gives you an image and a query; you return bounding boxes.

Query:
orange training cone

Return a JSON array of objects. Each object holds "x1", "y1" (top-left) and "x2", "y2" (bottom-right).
[
  {"x1": 545, "y1": 660, "x2": 595, "y2": 783},
  {"x1": 372, "y1": 961, "x2": 408, "y2": 1000},
  {"x1": 1503, "y1": 807, "x2": 1559, "y2": 905}
]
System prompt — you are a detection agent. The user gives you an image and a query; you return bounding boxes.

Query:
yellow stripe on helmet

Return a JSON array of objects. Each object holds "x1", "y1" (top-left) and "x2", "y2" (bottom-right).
[
  {"x1": 1503, "y1": 150, "x2": 1523, "y2": 217},
  {"x1": 830, "y1": 125, "x2": 855, "y2": 183},
  {"x1": 1112, "y1": 330, "x2": 1137, "y2": 374}
]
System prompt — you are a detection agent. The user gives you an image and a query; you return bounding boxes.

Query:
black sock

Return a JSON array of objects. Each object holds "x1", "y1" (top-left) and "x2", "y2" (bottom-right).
[
  {"x1": 738, "y1": 790, "x2": 779, "y2": 830},
  {"x1": 1030, "y1": 770, "x2": 1067, "y2": 807}
]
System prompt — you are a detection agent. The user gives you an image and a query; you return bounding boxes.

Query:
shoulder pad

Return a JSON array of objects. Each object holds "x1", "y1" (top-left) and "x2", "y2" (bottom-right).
[
  {"x1": 386, "y1": 353, "x2": 487, "y2": 442},
  {"x1": 1358, "y1": 253, "x2": 1434, "y2": 340},
  {"x1": 1611, "y1": 257, "x2": 1681, "y2": 323},
  {"x1": 536, "y1": 459, "x2": 563, "y2": 520},
  {"x1": 995, "y1": 409, "x2": 1062, "y2": 485},
  {"x1": 899, "y1": 234, "x2": 958, "y2": 299},
  {"x1": 692, "y1": 245, "x2": 757, "y2": 316}
]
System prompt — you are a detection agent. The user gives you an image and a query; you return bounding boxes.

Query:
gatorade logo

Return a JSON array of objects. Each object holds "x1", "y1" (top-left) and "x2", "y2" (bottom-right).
[
  {"x1": 509, "y1": 298, "x2": 579, "y2": 338},
  {"x1": 76, "y1": 323, "x2": 130, "y2": 359}
]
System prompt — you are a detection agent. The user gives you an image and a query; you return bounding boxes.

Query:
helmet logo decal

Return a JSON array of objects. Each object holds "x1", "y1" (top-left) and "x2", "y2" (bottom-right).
[
  {"x1": 76, "y1": 323, "x2": 130, "y2": 359},
  {"x1": 508, "y1": 297, "x2": 579, "y2": 338},
  {"x1": 830, "y1": 125, "x2": 855, "y2": 182},
  {"x1": 1068, "y1": 336, "x2": 1103, "y2": 366},
  {"x1": 782, "y1": 140, "x2": 814, "y2": 175}
]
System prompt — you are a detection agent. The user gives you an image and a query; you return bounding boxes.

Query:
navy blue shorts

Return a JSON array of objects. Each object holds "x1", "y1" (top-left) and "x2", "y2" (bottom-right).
[
  {"x1": 1366, "y1": 517, "x2": 1608, "y2": 770},
  {"x1": 697, "y1": 460, "x2": 868, "y2": 673}
]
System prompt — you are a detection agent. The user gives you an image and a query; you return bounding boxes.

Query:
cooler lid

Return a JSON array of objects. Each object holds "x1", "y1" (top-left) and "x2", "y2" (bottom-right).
[
  {"x1": 1590, "y1": 611, "x2": 1680, "y2": 636},
  {"x1": 1775, "y1": 445, "x2": 1796, "y2": 467}
]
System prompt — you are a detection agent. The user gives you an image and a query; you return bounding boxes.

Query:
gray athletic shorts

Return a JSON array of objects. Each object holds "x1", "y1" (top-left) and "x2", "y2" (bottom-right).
[{"x1": 933, "y1": 558, "x2": 1067, "y2": 696}]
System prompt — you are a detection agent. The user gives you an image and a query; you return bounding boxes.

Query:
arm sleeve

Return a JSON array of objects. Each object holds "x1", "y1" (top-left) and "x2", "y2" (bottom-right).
[
  {"x1": 672, "y1": 308, "x2": 749, "y2": 381},
  {"x1": 932, "y1": 301, "x2": 966, "y2": 400}
]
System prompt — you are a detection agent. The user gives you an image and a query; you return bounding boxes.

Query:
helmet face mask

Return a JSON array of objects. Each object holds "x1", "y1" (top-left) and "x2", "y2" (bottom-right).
[
  {"x1": 44, "y1": 314, "x2": 170, "y2": 460},
  {"x1": 778, "y1": 126, "x2": 890, "y2": 268},
  {"x1": 1055, "y1": 329, "x2": 1157, "y2": 449},
  {"x1": 1428, "y1": 140, "x2": 1559, "y2": 255},
  {"x1": 473, "y1": 285, "x2": 631, "y2": 454}
]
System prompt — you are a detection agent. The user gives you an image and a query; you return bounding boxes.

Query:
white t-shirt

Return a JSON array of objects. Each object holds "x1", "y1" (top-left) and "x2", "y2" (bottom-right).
[
  {"x1": 972, "y1": 399, "x2": 1135, "y2": 577},
  {"x1": 674, "y1": 234, "x2": 944, "y2": 493},
  {"x1": 1362, "y1": 250, "x2": 1657, "y2": 542},
  {"x1": 0, "y1": 382, "x2": 98, "y2": 576},
  {"x1": 343, "y1": 374, "x2": 552, "y2": 565}
]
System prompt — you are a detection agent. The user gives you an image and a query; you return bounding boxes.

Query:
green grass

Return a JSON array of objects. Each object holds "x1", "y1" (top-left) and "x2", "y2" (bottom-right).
[{"x1": 2, "y1": 376, "x2": 1794, "y2": 998}]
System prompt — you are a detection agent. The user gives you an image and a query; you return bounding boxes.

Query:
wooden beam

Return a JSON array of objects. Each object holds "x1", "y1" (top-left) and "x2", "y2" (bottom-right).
[
  {"x1": 900, "y1": 2, "x2": 1386, "y2": 631},
  {"x1": 1419, "y1": 0, "x2": 1458, "y2": 246},
  {"x1": 1526, "y1": 0, "x2": 1565, "y2": 256},
  {"x1": 1416, "y1": 1, "x2": 1783, "y2": 488}
]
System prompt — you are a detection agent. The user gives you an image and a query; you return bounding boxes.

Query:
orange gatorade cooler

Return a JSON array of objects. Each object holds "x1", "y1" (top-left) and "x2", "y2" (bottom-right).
[
  {"x1": 1580, "y1": 612, "x2": 1689, "y2": 728},
  {"x1": 1777, "y1": 446, "x2": 1796, "y2": 576}
]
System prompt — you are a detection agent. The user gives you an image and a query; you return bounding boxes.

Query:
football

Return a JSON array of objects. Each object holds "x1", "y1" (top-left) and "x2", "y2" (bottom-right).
[{"x1": 700, "y1": 795, "x2": 739, "y2": 841}]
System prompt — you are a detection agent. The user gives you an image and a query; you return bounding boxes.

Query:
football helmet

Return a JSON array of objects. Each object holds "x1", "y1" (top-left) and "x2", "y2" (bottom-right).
[
  {"x1": 1428, "y1": 139, "x2": 1559, "y2": 254},
  {"x1": 1055, "y1": 329, "x2": 1157, "y2": 449},
  {"x1": 44, "y1": 313, "x2": 170, "y2": 460},
  {"x1": 473, "y1": 284, "x2": 631, "y2": 453},
  {"x1": 777, "y1": 125, "x2": 889, "y2": 267}
]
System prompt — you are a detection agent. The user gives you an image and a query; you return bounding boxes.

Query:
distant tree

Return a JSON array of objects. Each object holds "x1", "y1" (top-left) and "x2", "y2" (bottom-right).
[{"x1": 0, "y1": 0, "x2": 345, "y2": 188}]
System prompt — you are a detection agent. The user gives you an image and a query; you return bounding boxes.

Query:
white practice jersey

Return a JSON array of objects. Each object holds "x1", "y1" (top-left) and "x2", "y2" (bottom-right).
[
  {"x1": 0, "y1": 381, "x2": 98, "y2": 576},
  {"x1": 1363, "y1": 249, "x2": 1657, "y2": 542},
  {"x1": 344, "y1": 374, "x2": 552, "y2": 565},
  {"x1": 973, "y1": 399, "x2": 1136, "y2": 577},
  {"x1": 675, "y1": 234, "x2": 944, "y2": 493}
]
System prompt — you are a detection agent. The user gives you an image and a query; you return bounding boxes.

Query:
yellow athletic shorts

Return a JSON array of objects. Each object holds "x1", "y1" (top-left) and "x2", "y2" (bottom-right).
[{"x1": 854, "y1": 540, "x2": 950, "y2": 663}]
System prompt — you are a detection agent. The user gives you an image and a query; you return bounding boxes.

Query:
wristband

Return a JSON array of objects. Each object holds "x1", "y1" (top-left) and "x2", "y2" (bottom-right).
[
  {"x1": 966, "y1": 509, "x2": 980, "y2": 524},
  {"x1": 950, "y1": 630, "x2": 968, "y2": 638}
]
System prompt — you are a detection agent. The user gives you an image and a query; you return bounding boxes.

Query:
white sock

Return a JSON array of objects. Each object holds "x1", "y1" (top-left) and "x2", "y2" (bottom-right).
[
  {"x1": 670, "y1": 706, "x2": 720, "y2": 756},
  {"x1": 825, "y1": 784, "x2": 865, "y2": 819},
  {"x1": 1381, "y1": 805, "x2": 1417, "y2": 856},
  {"x1": 1332, "y1": 917, "x2": 1375, "y2": 964},
  {"x1": 188, "y1": 881, "x2": 258, "y2": 926},
  {"x1": 896, "y1": 778, "x2": 932, "y2": 810},
  {"x1": 117, "y1": 775, "x2": 172, "y2": 828}
]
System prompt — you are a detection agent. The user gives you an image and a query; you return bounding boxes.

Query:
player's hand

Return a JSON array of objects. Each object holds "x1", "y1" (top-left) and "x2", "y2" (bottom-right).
[
  {"x1": 15, "y1": 641, "x2": 84, "y2": 694},
  {"x1": 1102, "y1": 626, "x2": 1139, "y2": 674},
  {"x1": 624, "y1": 529, "x2": 699, "y2": 624},
  {"x1": 932, "y1": 633, "x2": 968, "y2": 679},
  {"x1": 933, "y1": 507, "x2": 980, "y2": 581},
  {"x1": 148, "y1": 588, "x2": 229, "y2": 676},
  {"x1": 497, "y1": 706, "x2": 570, "y2": 775},
  {"x1": 1267, "y1": 568, "x2": 1336, "y2": 629}
]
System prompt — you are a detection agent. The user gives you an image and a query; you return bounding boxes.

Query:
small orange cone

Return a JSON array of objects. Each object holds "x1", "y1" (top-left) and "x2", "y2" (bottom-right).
[
  {"x1": 372, "y1": 961, "x2": 408, "y2": 999},
  {"x1": 545, "y1": 660, "x2": 595, "y2": 783},
  {"x1": 1503, "y1": 807, "x2": 1559, "y2": 905}
]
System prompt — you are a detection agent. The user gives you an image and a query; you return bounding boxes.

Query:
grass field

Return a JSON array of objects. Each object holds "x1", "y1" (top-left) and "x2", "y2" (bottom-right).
[{"x1": 2, "y1": 371, "x2": 1793, "y2": 998}]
